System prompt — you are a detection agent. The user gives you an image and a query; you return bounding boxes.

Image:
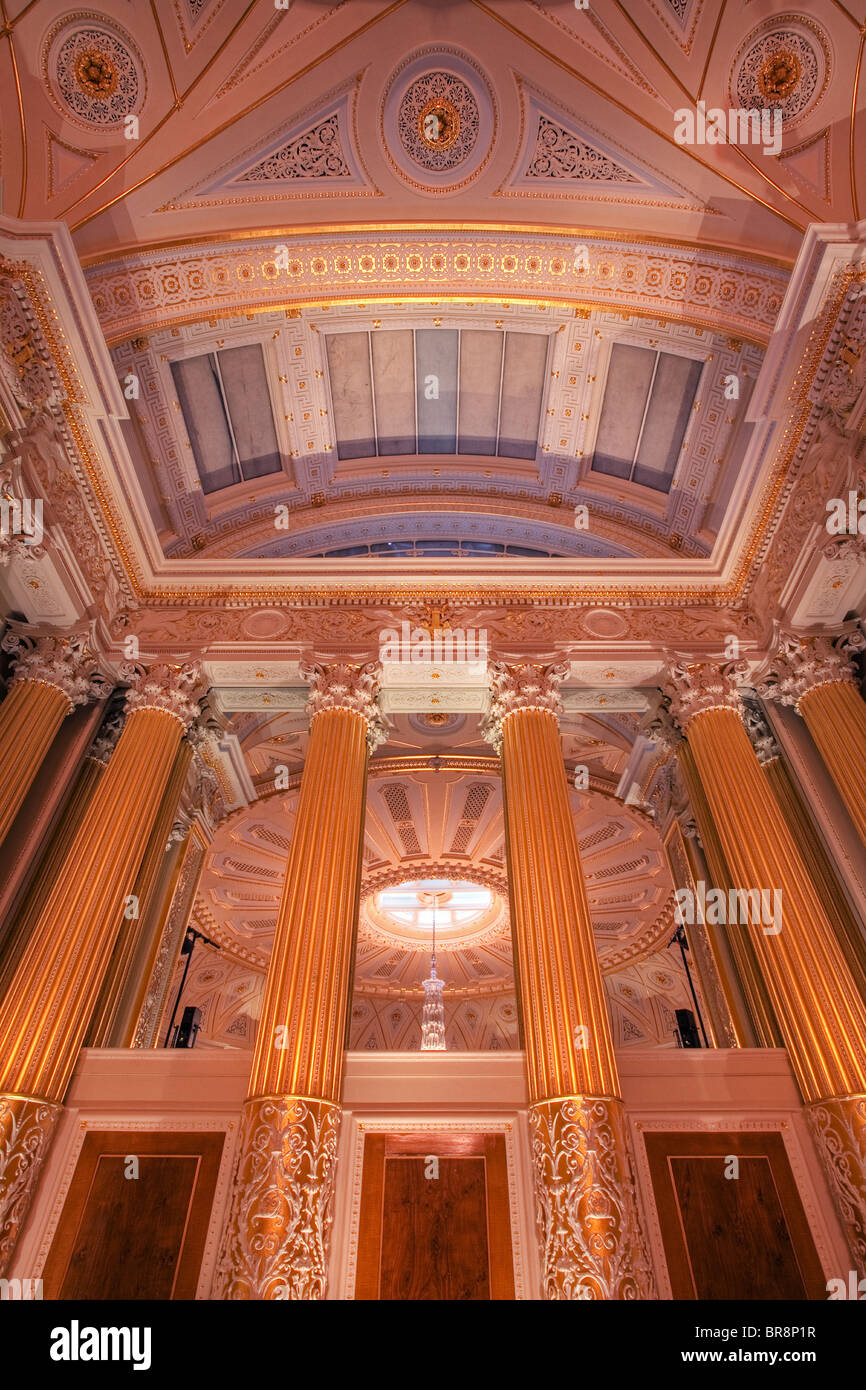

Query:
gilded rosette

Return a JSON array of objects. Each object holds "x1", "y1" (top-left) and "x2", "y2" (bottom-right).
[
  {"x1": 0, "y1": 1093, "x2": 62, "y2": 1275},
  {"x1": 216, "y1": 1095, "x2": 341, "y2": 1300},
  {"x1": 807, "y1": 1094, "x2": 866, "y2": 1277},
  {"x1": 528, "y1": 1095, "x2": 655, "y2": 1301}
]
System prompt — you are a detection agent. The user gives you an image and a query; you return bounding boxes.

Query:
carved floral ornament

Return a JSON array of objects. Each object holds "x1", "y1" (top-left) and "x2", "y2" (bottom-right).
[
  {"x1": 662, "y1": 658, "x2": 748, "y2": 734},
  {"x1": 1, "y1": 630, "x2": 109, "y2": 711},
  {"x1": 302, "y1": 661, "x2": 387, "y2": 752},
  {"x1": 482, "y1": 660, "x2": 569, "y2": 752},
  {"x1": 119, "y1": 661, "x2": 207, "y2": 732},
  {"x1": 756, "y1": 631, "x2": 865, "y2": 711}
]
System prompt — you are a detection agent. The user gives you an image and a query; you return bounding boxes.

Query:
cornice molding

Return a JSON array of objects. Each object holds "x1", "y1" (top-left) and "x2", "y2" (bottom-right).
[{"x1": 83, "y1": 228, "x2": 788, "y2": 348}]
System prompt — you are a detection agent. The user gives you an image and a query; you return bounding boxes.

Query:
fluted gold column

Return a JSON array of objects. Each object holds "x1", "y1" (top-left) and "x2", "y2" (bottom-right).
[
  {"x1": 485, "y1": 663, "x2": 654, "y2": 1301},
  {"x1": 677, "y1": 740, "x2": 782, "y2": 1048},
  {"x1": 0, "y1": 634, "x2": 101, "y2": 847},
  {"x1": 759, "y1": 634, "x2": 866, "y2": 847},
  {"x1": 128, "y1": 823, "x2": 208, "y2": 1049},
  {"x1": 668, "y1": 662, "x2": 866, "y2": 1274},
  {"x1": 216, "y1": 664, "x2": 385, "y2": 1301},
  {"x1": 0, "y1": 664, "x2": 203, "y2": 1273},
  {"x1": 743, "y1": 702, "x2": 866, "y2": 995},
  {"x1": 86, "y1": 740, "x2": 195, "y2": 1047}
]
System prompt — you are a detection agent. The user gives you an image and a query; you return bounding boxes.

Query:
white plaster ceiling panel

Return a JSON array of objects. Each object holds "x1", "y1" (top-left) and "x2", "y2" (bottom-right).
[{"x1": 19, "y1": 0, "x2": 853, "y2": 261}]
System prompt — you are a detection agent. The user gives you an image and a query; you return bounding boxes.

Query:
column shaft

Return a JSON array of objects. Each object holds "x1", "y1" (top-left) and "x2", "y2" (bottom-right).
[
  {"x1": 799, "y1": 681, "x2": 866, "y2": 847},
  {"x1": 0, "y1": 681, "x2": 69, "y2": 846},
  {"x1": 87, "y1": 741, "x2": 194, "y2": 1048},
  {"x1": 492, "y1": 675, "x2": 654, "y2": 1301},
  {"x1": 128, "y1": 827, "x2": 207, "y2": 1049},
  {"x1": 0, "y1": 698, "x2": 105, "y2": 945},
  {"x1": 0, "y1": 757, "x2": 103, "y2": 994},
  {"x1": 764, "y1": 755, "x2": 866, "y2": 995},
  {"x1": 678, "y1": 743, "x2": 781, "y2": 1048},
  {"x1": 216, "y1": 667, "x2": 380, "y2": 1301},
  {"x1": 685, "y1": 705, "x2": 866, "y2": 1271},
  {"x1": 0, "y1": 667, "x2": 200, "y2": 1274}
]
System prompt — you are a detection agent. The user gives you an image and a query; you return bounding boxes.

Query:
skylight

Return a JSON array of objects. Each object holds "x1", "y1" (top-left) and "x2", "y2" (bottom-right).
[
  {"x1": 590, "y1": 343, "x2": 702, "y2": 493},
  {"x1": 325, "y1": 328, "x2": 549, "y2": 462},
  {"x1": 377, "y1": 880, "x2": 493, "y2": 932},
  {"x1": 171, "y1": 344, "x2": 282, "y2": 494}
]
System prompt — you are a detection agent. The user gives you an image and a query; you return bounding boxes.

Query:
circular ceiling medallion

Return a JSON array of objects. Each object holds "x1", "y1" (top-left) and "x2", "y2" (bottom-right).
[
  {"x1": 44, "y1": 14, "x2": 145, "y2": 130},
  {"x1": 418, "y1": 97, "x2": 462, "y2": 153},
  {"x1": 730, "y1": 17, "x2": 829, "y2": 127},
  {"x1": 407, "y1": 711, "x2": 467, "y2": 736},
  {"x1": 580, "y1": 608, "x2": 630, "y2": 640},
  {"x1": 380, "y1": 48, "x2": 496, "y2": 194}
]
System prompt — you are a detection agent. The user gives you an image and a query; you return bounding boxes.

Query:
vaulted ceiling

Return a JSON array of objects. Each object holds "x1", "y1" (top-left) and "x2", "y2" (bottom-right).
[
  {"x1": 4, "y1": 0, "x2": 858, "y2": 257},
  {"x1": 2, "y1": 0, "x2": 862, "y2": 604}
]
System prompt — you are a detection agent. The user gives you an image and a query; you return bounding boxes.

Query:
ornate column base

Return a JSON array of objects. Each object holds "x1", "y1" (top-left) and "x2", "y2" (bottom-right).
[
  {"x1": 528, "y1": 1095, "x2": 656, "y2": 1300},
  {"x1": 0, "y1": 1093, "x2": 62, "y2": 1274},
  {"x1": 215, "y1": 1094, "x2": 341, "y2": 1300},
  {"x1": 807, "y1": 1095, "x2": 866, "y2": 1277}
]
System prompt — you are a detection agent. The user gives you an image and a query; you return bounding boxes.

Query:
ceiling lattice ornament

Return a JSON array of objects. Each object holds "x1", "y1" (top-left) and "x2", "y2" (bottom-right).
[
  {"x1": 730, "y1": 16, "x2": 831, "y2": 128},
  {"x1": 525, "y1": 114, "x2": 641, "y2": 184},
  {"x1": 643, "y1": 0, "x2": 704, "y2": 55},
  {"x1": 87, "y1": 231, "x2": 786, "y2": 349},
  {"x1": 163, "y1": 82, "x2": 377, "y2": 209},
  {"x1": 45, "y1": 131, "x2": 99, "y2": 201},
  {"x1": 380, "y1": 49, "x2": 496, "y2": 194},
  {"x1": 43, "y1": 15, "x2": 145, "y2": 131},
  {"x1": 237, "y1": 114, "x2": 352, "y2": 182},
  {"x1": 502, "y1": 84, "x2": 708, "y2": 210},
  {"x1": 171, "y1": 0, "x2": 226, "y2": 55}
]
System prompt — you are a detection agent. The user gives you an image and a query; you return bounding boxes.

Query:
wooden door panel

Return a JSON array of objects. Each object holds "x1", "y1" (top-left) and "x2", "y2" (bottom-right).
[
  {"x1": 644, "y1": 1131, "x2": 827, "y2": 1300},
  {"x1": 355, "y1": 1132, "x2": 515, "y2": 1300},
  {"x1": 43, "y1": 1131, "x2": 224, "y2": 1300},
  {"x1": 380, "y1": 1157, "x2": 489, "y2": 1300}
]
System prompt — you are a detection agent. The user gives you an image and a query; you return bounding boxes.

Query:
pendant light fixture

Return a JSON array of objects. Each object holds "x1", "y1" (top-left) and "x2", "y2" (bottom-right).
[{"x1": 420, "y1": 890, "x2": 446, "y2": 1051}]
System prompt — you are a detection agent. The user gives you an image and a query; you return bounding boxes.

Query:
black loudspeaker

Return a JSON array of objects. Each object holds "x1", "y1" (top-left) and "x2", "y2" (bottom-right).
[
  {"x1": 675, "y1": 1008, "x2": 702, "y2": 1048},
  {"x1": 174, "y1": 1005, "x2": 202, "y2": 1049}
]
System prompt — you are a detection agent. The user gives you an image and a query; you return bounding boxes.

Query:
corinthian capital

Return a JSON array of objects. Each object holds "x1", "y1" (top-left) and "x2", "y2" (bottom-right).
[
  {"x1": 644, "y1": 700, "x2": 683, "y2": 752},
  {"x1": 87, "y1": 708, "x2": 126, "y2": 764},
  {"x1": 664, "y1": 659, "x2": 745, "y2": 733},
  {"x1": 302, "y1": 661, "x2": 387, "y2": 753},
  {"x1": 121, "y1": 662, "x2": 206, "y2": 731},
  {"x1": 756, "y1": 632, "x2": 860, "y2": 709},
  {"x1": 741, "y1": 700, "x2": 782, "y2": 765},
  {"x1": 2, "y1": 631, "x2": 106, "y2": 711},
  {"x1": 482, "y1": 660, "x2": 568, "y2": 752}
]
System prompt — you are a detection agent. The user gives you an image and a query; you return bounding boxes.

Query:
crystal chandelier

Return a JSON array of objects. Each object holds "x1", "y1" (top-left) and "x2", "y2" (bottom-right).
[{"x1": 420, "y1": 892, "x2": 446, "y2": 1051}]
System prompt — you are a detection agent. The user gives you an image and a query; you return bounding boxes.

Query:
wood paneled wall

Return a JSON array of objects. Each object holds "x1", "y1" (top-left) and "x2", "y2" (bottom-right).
[{"x1": 42, "y1": 1132, "x2": 224, "y2": 1300}]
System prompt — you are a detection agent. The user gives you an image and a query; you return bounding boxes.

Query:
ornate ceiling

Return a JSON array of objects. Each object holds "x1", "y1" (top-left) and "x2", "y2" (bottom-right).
[
  {"x1": 3, "y1": 1, "x2": 858, "y2": 258},
  {"x1": 1, "y1": 0, "x2": 864, "y2": 653}
]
